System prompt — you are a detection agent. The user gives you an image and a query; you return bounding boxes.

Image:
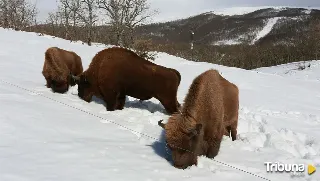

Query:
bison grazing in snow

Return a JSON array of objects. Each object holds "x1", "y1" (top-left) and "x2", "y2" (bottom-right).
[
  {"x1": 158, "y1": 69, "x2": 239, "y2": 169},
  {"x1": 70, "y1": 47, "x2": 181, "y2": 114},
  {"x1": 42, "y1": 47, "x2": 83, "y2": 93}
]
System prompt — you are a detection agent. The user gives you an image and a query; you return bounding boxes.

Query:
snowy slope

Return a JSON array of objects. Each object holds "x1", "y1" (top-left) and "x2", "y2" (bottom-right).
[
  {"x1": 212, "y1": 39, "x2": 242, "y2": 46},
  {"x1": 212, "y1": 6, "x2": 320, "y2": 16},
  {"x1": 166, "y1": 6, "x2": 320, "y2": 22},
  {"x1": 255, "y1": 60, "x2": 320, "y2": 81},
  {"x1": 212, "y1": 6, "x2": 284, "y2": 16},
  {"x1": 0, "y1": 28, "x2": 320, "y2": 181},
  {"x1": 251, "y1": 17, "x2": 281, "y2": 44}
]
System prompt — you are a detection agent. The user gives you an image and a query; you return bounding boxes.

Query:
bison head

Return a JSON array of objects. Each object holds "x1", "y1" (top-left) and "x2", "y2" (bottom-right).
[
  {"x1": 158, "y1": 119, "x2": 202, "y2": 169},
  {"x1": 51, "y1": 80, "x2": 69, "y2": 93},
  {"x1": 69, "y1": 73, "x2": 92, "y2": 102}
]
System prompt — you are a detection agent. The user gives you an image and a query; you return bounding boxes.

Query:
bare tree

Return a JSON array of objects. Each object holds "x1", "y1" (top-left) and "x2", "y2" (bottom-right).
[
  {"x1": 69, "y1": 0, "x2": 82, "y2": 38},
  {"x1": 97, "y1": 0, "x2": 156, "y2": 47},
  {"x1": 80, "y1": 0, "x2": 98, "y2": 45},
  {"x1": 0, "y1": 0, "x2": 37, "y2": 30},
  {"x1": 61, "y1": 0, "x2": 98, "y2": 45},
  {"x1": 0, "y1": 0, "x2": 9, "y2": 27},
  {"x1": 58, "y1": 0, "x2": 71, "y2": 39},
  {"x1": 46, "y1": 11, "x2": 62, "y2": 35},
  {"x1": 57, "y1": 0, "x2": 83, "y2": 40}
]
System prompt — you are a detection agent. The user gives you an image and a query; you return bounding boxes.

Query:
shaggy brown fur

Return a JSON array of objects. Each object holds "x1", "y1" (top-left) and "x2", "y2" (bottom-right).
[
  {"x1": 42, "y1": 47, "x2": 83, "y2": 93},
  {"x1": 158, "y1": 69, "x2": 239, "y2": 169},
  {"x1": 70, "y1": 47, "x2": 181, "y2": 114},
  {"x1": 222, "y1": 79, "x2": 239, "y2": 141}
]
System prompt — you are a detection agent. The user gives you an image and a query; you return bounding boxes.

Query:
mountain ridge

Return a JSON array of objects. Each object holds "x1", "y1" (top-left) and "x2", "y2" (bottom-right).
[{"x1": 135, "y1": 7, "x2": 320, "y2": 46}]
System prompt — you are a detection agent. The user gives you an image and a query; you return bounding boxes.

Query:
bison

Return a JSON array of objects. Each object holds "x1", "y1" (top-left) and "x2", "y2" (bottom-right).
[
  {"x1": 70, "y1": 47, "x2": 181, "y2": 114},
  {"x1": 42, "y1": 47, "x2": 83, "y2": 93},
  {"x1": 158, "y1": 69, "x2": 239, "y2": 169}
]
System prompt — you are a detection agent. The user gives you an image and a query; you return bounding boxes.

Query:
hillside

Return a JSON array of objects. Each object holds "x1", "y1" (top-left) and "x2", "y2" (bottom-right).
[
  {"x1": 135, "y1": 7, "x2": 320, "y2": 45},
  {"x1": 26, "y1": 6, "x2": 320, "y2": 71},
  {"x1": 0, "y1": 28, "x2": 320, "y2": 181}
]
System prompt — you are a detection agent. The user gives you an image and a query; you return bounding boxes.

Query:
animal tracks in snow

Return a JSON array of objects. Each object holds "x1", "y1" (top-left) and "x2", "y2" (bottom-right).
[{"x1": 238, "y1": 106, "x2": 320, "y2": 160}]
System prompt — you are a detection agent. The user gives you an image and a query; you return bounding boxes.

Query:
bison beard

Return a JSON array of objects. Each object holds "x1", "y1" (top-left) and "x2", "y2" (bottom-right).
[
  {"x1": 158, "y1": 69, "x2": 239, "y2": 169},
  {"x1": 70, "y1": 47, "x2": 181, "y2": 114}
]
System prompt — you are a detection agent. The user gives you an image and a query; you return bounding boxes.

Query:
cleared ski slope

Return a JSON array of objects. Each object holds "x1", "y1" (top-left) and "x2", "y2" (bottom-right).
[
  {"x1": 0, "y1": 28, "x2": 319, "y2": 181},
  {"x1": 251, "y1": 17, "x2": 281, "y2": 44}
]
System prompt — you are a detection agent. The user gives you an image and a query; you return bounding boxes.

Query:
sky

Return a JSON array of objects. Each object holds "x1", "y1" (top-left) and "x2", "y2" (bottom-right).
[{"x1": 30, "y1": 0, "x2": 320, "y2": 24}]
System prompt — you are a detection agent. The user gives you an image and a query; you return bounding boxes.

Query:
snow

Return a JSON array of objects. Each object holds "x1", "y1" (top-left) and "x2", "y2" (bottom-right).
[
  {"x1": 303, "y1": 9, "x2": 312, "y2": 15},
  {"x1": 251, "y1": 17, "x2": 280, "y2": 44},
  {"x1": 255, "y1": 60, "x2": 320, "y2": 82},
  {"x1": 208, "y1": 6, "x2": 320, "y2": 16},
  {"x1": 212, "y1": 39, "x2": 242, "y2": 46},
  {"x1": 0, "y1": 27, "x2": 320, "y2": 181},
  {"x1": 212, "y1": 6, "x2": 284, "y2": 16}
]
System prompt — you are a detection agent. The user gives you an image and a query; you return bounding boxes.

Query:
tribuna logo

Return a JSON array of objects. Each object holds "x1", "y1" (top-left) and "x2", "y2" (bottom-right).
[{"x1": 265, "y1": 162, "x2": 305, "y2": 173}]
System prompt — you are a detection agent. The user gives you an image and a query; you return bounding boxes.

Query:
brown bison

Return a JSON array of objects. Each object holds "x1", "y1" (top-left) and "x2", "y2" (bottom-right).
[
  {"x1": 42, "y1": 47, "x2": 83, "y2": 93},
  {"x1": 70, "y1": 47, "x2": 181, "y2": 114},
  {"x1": 158, "y1": 69, "x2": 239, "y2": 169}
]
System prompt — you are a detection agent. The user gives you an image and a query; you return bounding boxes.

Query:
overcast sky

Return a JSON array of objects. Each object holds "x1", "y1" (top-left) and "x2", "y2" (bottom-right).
[{"x1": 31, "y1": 0, "x2": 320, "y2": 23}]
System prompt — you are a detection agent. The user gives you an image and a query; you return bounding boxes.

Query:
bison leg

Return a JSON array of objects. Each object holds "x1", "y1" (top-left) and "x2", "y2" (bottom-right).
[
  {"x1": 102, "y1": 91, "x2": 119, "y2": 111},
  {"x1": 46, "y1": 79, "x2": 52, "y2": 88},
  {"x1": 224, "y1": 126, "x2": 231, "y2": 137},
  {"x1": 116, "y1": 94, "x2": 126, "y2": 110},
  {"x1": 105, "y1": 97, "x2": 117, "y2": 111},
  {"x1": 198, "y1": 141, "x2": 209, "y2": 156},
  {"x1": 206, "y1": 129, "x2": 223, "y2": 159},
  {"x1": 46, "y1": 82, "x2": 51, "y2": 88},
  {"x1": 231, "y1": 123, "x2": 238, "y2": 141},
  {"x1": 99, "y1": 85, "x2": 121, "y2": 111},
  {"x1": 158, "y1": 97, "x2": 179, "y2": 114},
  {"x1": 206, "y1": 139, "x2": 222, "y2": 159}
]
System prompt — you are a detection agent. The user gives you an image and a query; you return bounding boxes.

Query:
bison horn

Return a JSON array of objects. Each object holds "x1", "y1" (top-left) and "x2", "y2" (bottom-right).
[
  {"x1": 158, "y1": 120, "x2": 166, "y2": 129},
  {"x1": 72, "y1": 75, "x2": 80, "y2": 81},
  {"x1": 69, "y1": 73, "x2": 80, "y2": 82},
  {"x1": 68, "y1": 73, "x2": 80, "y2": 86}
]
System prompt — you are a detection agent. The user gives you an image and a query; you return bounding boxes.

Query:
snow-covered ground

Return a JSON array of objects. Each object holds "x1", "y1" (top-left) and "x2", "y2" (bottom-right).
[
  {"x1": 255, "y1": 61, "x2": 320, "y2": 82},
  {"x1": 0, "y1": 28, "x2": 320, "y2": 181}
]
